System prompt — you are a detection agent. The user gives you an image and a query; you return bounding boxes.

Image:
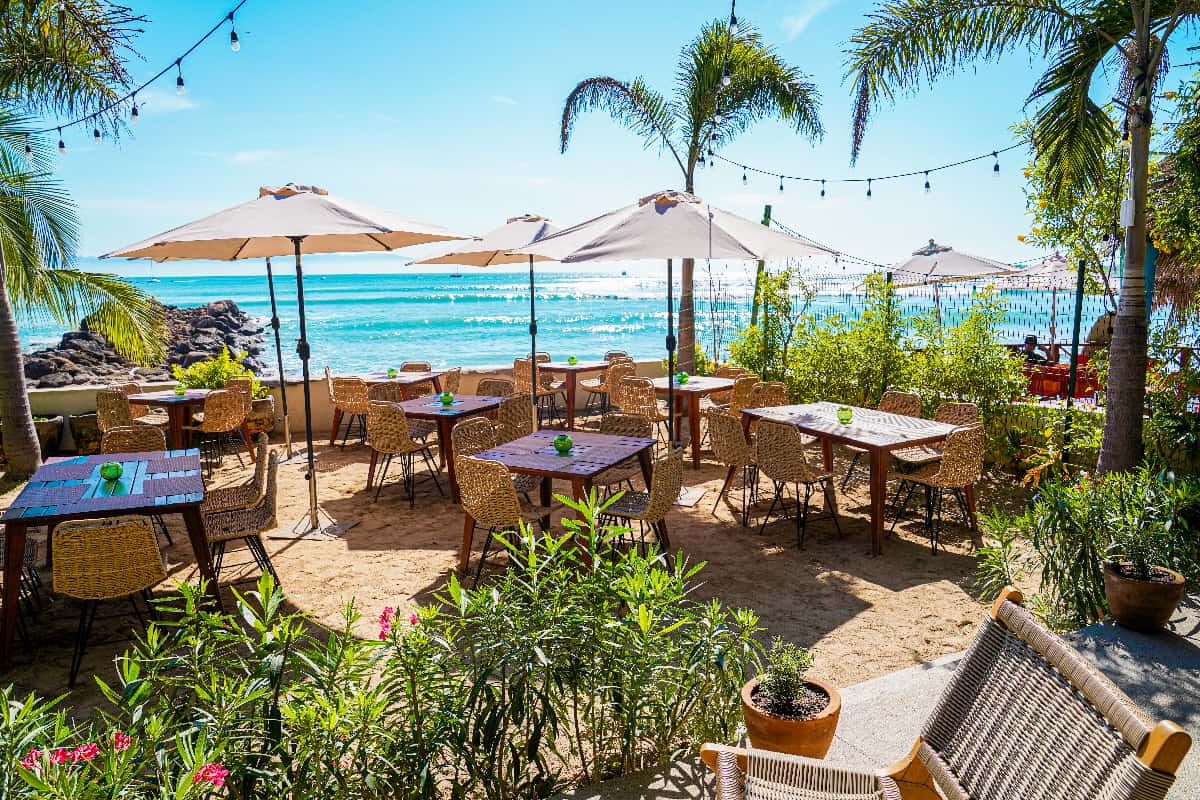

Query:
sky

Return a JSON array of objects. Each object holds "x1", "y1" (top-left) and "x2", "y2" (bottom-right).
[{"x1": 31, "y1": 0, "x2": 1196, "y2": 273}]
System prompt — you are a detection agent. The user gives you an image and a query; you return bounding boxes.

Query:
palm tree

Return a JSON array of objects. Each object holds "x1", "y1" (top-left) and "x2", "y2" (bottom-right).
[
  {"x1": 559, "y1": 16, "x2": 823, "y2": 372},
  {"x1": 846, "y1": 0, "x2": 1193, "y2": 473},
  {"x1": 0, "y1": 3, "x2": 162, "y2": 477}
]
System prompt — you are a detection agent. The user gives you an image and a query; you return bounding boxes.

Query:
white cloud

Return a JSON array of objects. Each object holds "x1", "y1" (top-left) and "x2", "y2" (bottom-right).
[
  {"x1": 229, "y1": 149, "x2": 281, "y2": 165},
  {"x1": 782, "y1": 0, "x2": 838, "y2": 39},
  {"x1": 490, "y1": 95, "x2": 517, "y2": 105},
  {"x1": 137, "y1": 87, "x2": 196, "y2": 115}
]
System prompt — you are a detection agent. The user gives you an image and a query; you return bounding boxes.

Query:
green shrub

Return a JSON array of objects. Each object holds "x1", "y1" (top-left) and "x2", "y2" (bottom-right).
[
  {"x1": 755, "y1": 638, "x2": 814, "y2": 714},
  {"x1": 172, "y1": 346, "x2": 268, "y2": 399},
  {"x1": 4, "y1": 495, "x2": 762, "y2": 799}
]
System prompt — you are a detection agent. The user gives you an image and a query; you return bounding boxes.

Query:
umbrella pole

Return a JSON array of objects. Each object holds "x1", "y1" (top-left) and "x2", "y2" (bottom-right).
[
  {"x1": 1050, "y1": 287, "x2": 1058, "y2": 359},
  {"x1": 265, "y1": 257, "x2": 294, "y2": 460},
  {"x1": 529, "y1": 254, "x2": 539, "y2": 430},
  {"x1": 666, "y1": 258, "x2": 675, "y2": 446},
  {"x1": 290, "y1": 236, "x2": 319, "y2": 530}
]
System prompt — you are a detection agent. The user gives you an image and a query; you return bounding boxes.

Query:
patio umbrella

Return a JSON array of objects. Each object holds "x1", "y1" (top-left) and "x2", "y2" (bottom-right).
[
  {"x1": 103, "y1": 184, "x2": 471, "y2": 534},
  {"x1": 513, "y1": 190, "x2": 836, "y2": 444},
  {"x1": 886, "y1": 239, "x2": 1019, "y2": 324},
  {"x1": 413, "y1": 215, "x2": 561, "y2": 422},
  {"x1": 995, "y1": 254, "x2": 1074, "y2": 344}
]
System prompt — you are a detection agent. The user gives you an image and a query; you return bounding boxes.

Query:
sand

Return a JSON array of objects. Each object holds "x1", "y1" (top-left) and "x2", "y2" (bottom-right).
[{"x1": 2, "y1": 432, "x2": 1024, "y2": 711}]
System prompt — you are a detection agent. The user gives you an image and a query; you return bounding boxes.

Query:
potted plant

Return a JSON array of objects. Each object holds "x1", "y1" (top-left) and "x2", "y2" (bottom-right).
[
  {"x1": 172, "y1": 347, "x2": 275, "y2": 434},
  {"x1": 1103, "y1": 518, "x2": 1186, "y2": 633},
  {"x1": 741, "y1": 638, "x2": 840, "y2": 758},
  {"x1": 33, "y1": 415, "x2": 63, "y2": 456}
]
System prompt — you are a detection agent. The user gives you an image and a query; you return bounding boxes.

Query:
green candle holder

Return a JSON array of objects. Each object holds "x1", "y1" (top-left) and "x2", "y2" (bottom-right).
[
  {"x1": 173, "y1": 384, "x2": 186, "y2": 397},
  {"x1": 676, "y1": 371, "x2": 689, "y2": 385},
  {"x1": 553, "y1": 434, "x2": 573, "y2": 455},
  {"x1": 100, "y1": 461, "x2": 123, "y2": 482},
  {"x1": 387, "y1": 367, "x2": 398, "y2": 379},
  {"x1": 837, "y1": 406, "x2": 853, "y2": 424},
  {"x1": 440, "y1": 391, "x2": 454, "y2": 406},
  {"x1": 567, "y1": 356, "x2": 578, "y2": 366}
]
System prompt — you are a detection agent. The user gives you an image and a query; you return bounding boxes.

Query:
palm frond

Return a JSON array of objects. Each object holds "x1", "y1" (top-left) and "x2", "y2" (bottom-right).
[
  {"x1": 846, "y1": 0, "x2": 1081, "y2": 162},
  {"x1": 560, "y1": 76, "x2": 684, "y2": 173}
]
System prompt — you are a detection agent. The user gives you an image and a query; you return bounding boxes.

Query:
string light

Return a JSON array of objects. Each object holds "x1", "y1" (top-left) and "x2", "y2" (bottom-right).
[
  {"x1": 778, "y1": 175, "x2": 784, "y2": 192},
  {"x1": 130, "y1": 94, "x2": 139, "y2": 124},
  {"x1": 866, "y1": 178, "x2": 873, "y2": 199},
  {"x1": 923, "y1": 171, "x2": 931, "y2": 193},
  {"x1": 820, "y1": 179, "x2": 826, "y2": 198},
  {"x1": 92, "y1": 122, "x2": 101, "y2": 143},
  {"x1": 730, "y1": 0, "x2": 738, "y2": 35},
  {"x1": 742, "y1": 167, "x2": 747, "y2": 184},
  {"x1": 229, "y1": 13, "x2": 241, "y2": 51},
  {"x1": 993, "y1": 151, "x2": 1000, "y2": 175},
  {"x1": 176, "y1": 61, "x2": 186, "y2": 96},
  {"x1": 57, "y1": 128, "x2": 65, "y2": 155}
]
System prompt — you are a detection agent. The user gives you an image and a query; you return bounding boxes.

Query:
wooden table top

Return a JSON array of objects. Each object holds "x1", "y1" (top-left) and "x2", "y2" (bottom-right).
[
  {"x1": 396, "y1": 394, "x2": 505, "y2": 419},
  {"x1": 358, "y1": 370, "x2": 445, "y2": 385},
  {"x1": 741, "y1": 402, "x2": 960, "y2": 452},
  {"x1": 474, "y1": 430, "x2": 655, "y2": 479},
  {"x1": 541, "y1": 361, "x2": 608, "y2": 372},
  {"x1": 127, "y1": 389, "x2": 211, "y2": 405},
  {"x1": 651, "y1": 375, "x2": 735, "y2": 395},
  {"x1": 2, "y1": 449, "x2": 204, "y2": 523}
]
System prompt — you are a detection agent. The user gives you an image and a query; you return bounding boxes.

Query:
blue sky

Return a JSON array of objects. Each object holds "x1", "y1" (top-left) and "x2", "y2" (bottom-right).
[{"x1": 36, "y1": 0, "x2": 1189, "y2": 270}]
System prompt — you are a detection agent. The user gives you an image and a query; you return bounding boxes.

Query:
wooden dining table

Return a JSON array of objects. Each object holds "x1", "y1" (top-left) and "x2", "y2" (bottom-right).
[
  {"x1": 538, "y1": 361, "x2": 608, "y2": 430},
  {"x1": 0, "y1": 449, "x2": 218, "y2": 672},
  {"x1": 359, "y1": 370, "x2": 446, "y2": 399},
  {"x1": 651, "y1": 375, "x2": 735, "y2": 468},
  {"x1": 127, "y1": 389, "x2": 212, "y2": 450},
  {"x1": 739, "y1": 402, "x2": 961, "y2": 555},
  {"x1": 381, "y1": 394, "x2": 505, "y2": 503},
  {"x1": 461, "y1": 430, "x2": 656, "y2": 570}
]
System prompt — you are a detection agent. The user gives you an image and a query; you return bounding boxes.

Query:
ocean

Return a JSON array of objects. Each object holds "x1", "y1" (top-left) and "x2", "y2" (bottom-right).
[{"x1": 18, "y1": 260, "x2": 1116, "y2": 377}]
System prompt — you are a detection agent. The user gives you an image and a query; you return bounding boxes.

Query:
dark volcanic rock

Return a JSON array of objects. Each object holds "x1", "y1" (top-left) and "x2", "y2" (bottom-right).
[{"x1": 24, "y1": 299, "x2": 267, "y2": 389}]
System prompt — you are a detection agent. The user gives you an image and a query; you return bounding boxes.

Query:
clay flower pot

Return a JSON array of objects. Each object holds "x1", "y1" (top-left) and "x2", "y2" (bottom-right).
[
  {"x1": 1103, "y1": 561, "x2": 1185, "y2": 633},
  {"x1": 34, "y1": 415, "x2": 64, "y2": 456},
  {"x1": 741, "y1": 677, "x2": 841, "y2": 758}
]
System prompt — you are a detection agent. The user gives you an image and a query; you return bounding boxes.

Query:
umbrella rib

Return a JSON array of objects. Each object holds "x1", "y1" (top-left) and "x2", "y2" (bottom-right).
[
  {"x1": 367, "y1": 233, "x2": 391, "y2": 251},
  {"x1": 231, "y1": 238, "x2": 253, "y2": 260}
]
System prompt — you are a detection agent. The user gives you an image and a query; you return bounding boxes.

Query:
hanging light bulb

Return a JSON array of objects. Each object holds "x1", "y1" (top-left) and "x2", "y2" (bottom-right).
[
  {"x1": 992, "y1": 151, "x2": 1000, "y2": 176},
  {"x1": 176, "y1": 61, "x2": 186, "y2": 96},
  {"x1": 130, "y1": 94, "x2": 139, "y2": 124},
  {"x1": 24, "y1": 134, "x2": 32, "y2": 166},
  {"x1": 820, "y1": 179, "x2": 826, "y2": 198},
  {"x1": 93, "y1": 119, "x2": 102, "y2": 143},
  {"x1": 742, "y1": 167, "x2": 747, "y2": 185},
  {"x1": 778, "y1": 175, "x2": 784, "y2": 193},
  {"x1": 57, "y1": 128, "x2": 65, "y2": 155},
  {"x1": 866, "y1": 179, "x2": 873, "y2": 200},
  {"x1": 722, "y1": 69, "x2": 732, "y2": 88},
  {"x1": 713, "y1": 112, "x2": 723, "y2": 125},
  {"x1": 229, "y1": 15, "x2": 241, "y2": 52},
  {"x1": 923, "y1": 171, "x2": 931, "y2": 193},
  {"x1": 730, "y1": 13, "x2": 738, "y2": 35},
  {"x1": 698, "y1": 155, "x2": 706, "y2": 168}
]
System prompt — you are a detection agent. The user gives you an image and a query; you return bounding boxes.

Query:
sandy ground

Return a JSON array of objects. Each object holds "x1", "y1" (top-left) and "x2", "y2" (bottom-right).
[{"x1": 1, "y1": 424, "x2": 1030, "y2": 714}]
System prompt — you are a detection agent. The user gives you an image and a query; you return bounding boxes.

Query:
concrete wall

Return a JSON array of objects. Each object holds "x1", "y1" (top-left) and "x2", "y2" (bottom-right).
[{"x1": 30, "y1": 360, "x2": 667, "y2": 452}]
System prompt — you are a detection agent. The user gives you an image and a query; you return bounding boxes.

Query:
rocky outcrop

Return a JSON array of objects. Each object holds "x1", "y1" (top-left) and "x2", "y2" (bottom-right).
[{"x1": 23, "y1": 300, "x2": 267, "y2": 389}]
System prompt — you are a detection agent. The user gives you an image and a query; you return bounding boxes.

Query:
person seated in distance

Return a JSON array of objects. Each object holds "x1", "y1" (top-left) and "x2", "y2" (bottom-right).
[{"x1": 1022, "y1": 334, "x2": 1050, "y2": 364}]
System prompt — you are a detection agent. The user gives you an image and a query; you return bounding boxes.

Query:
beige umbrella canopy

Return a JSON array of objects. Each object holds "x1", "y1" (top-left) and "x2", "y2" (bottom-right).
[
  {"x1": 888, "y1": 239, "x2": 1019, "y2": 287},
  {"x1": 103, "y1": 183, "x2": 471, "y2": 534},
  {"x1": 515, "y1": 190, "x2": 836, "y2": 441}
]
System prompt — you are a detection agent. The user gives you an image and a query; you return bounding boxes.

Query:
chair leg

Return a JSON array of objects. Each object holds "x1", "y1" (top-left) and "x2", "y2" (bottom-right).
[
  {"x1": 825, "y1": 478, "x2": 844, "y2": 539},
  {"x1": 248, "y1": 537, "x2": 279, "y2": 581},
  {"x1": 420, "y1": 447, "x2": 444, "y2": 497},
  {"x1": 932, "y1": 487, "x2": 943, "y2": 555},
  {"x1": 152, "y1": 514, "x2": 174, "y2": 546},
  {"x1": 473, "y1": 527, "x2": 495, "y2": 588},
  {"x1": 212, "y1": 540, "x2": 227, "y2": 578},
  {"x1": 68, "y1": 600, "x2": 98, "y2": 688},
  {"x1": 374, "y1": 454, "x2": 393, "y2": 502},
  {"x1": 889, "y1": 481, "x2": 918, "y2": 535},
  {"x1": 797, "y1": 483, "x2": 811, "y2": 549},
  {"x1": 842, "y1": 451, "x2": 862, "y2": 490},
  {"x1": 758, "y1": 480, "x2": 785, "y2": 536}
]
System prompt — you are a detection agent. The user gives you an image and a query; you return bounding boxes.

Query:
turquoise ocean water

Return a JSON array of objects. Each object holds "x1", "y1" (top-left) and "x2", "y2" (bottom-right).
[{"x1": 18, "y1": 260, "x2": 1115, "y2": 378}]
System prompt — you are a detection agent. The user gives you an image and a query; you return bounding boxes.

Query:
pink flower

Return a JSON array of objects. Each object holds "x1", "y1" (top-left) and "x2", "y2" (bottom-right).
[
  {"x1": 71, "y1": 743, "x2": 99, "y2": 762},
  {"x1": 194, "y1": 762, "x2": 229, "y2": 788},
  {"x1": 49, "y1": 749, "x2": 72, "y2": 766},
  {"x1": 378, "y1": 606, "x2": 395, "y2": 640},
  {"x1": 409, "y1": 612, "x2": 419, "y2": 626},
  {"x1": 337, "y1": 753, "x2": 353, "y2": 770},
  {"x1": 112, "y1": 732, "x2": 131, "y2": 751},
  {"x1": 19, "y1": 748, "x2": 41, "y2": 774}
]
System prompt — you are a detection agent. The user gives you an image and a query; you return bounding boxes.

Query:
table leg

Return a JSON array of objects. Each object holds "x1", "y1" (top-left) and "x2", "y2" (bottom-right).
[
  {"x1": 571, "y1": 478, "x2": 587, "y2": 519},
  {"x1": 241, "y1": 422, "x2": 257, "y2": 461},
  {"x1": 458, "y1": 514, "x2": 475, "y2": 572},
  {"x1": 540, "y1": 475, "x2": 552, "y2": 508},
  {"x1": 565, "y1": 372, "x2": 578, "y2": 431},
  {"x1": 637, "y1": 447, "x2": 654, "y2": 486},
  {"x1": 366, "y1": 450, "x2": 380, "y2": 489},
  {"x1": 868, "y1": 449, "x2": 887, "y2": 556},
  {"x1": 440, "y1": 418, "x2": 459, "y2": 502},
  {"x1": 740, "y1": 412, "x2": 753, "y2": 439},
  {"x1": 821, "y1": 439, "x2": 834, "y2": 471},
  {"x1": 169, "y1": 406, "x2": 186, "y2": 450},
  {"x1": 1, "y1": 522, "x2": 27, "y2": 671},
  {"x1": 964, "y1": 484, "x2": 979, "y2": 531},
  {"x1": 432, "y1": 376, "x2": 443, "y2": 394},
  {"x1": 181, "y1": 507, "x2": 225, "y2": 612},
  {"x1": 689, "y1": 393, "x2": 702, "y2": 468},
  {"x1": 328, "y1": 409, "x2": 343, "y2": 447}
]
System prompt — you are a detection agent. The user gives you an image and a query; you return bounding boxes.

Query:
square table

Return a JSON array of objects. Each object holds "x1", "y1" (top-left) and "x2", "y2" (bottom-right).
[
  {"x1": 651, "y1": 376, "x2": 735, "y2": 468},
  {"x1": 538, "y1": 361, "x2": 609, "y2": 430},
  {"x1": 462, "y1": 430, "x2": 656, "y2": 570},
  {"x1": 739, "y1": 402, "x2": 962, "y2": 555},
  {"x1": 380, "y1": 394, "x2": 506, "y2": 503},
  {"x1": 0, "y1": 449, "x2": 219, "y2": 671},
  {"x1": 127, "y1": 389, "x2": 212, "y2": 450},
  {"x1": 358, "y1": 370, "x2": 446, "y2": 399}
]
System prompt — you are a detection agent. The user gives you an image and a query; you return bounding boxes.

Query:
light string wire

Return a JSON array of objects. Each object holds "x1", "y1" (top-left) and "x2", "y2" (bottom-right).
[{"x1": 31, "y1": 0, "x2": 249, "y2": 136}]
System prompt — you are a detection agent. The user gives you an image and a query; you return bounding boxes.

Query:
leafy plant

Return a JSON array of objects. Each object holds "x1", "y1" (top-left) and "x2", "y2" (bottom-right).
[
  {"x1": 172, "y1": 346, "x2": 267, "y2": 399},
  {"x1": 755, "y1": 638, "x2": 814, "y2": 715}
]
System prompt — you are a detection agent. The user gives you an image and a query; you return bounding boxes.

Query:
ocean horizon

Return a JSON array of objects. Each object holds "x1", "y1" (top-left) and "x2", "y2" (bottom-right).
[{"x1": 19, "y1": 257, "x2": 1113, "y2": 376}]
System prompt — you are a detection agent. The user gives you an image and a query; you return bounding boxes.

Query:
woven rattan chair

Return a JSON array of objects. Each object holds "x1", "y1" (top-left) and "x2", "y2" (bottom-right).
[
  {"x1": 441, "y1": 367, "x2": 462, "y2": 395},
  {"x1": 400, "y1": 360, "x2": 431, "y2": 372},
  {"x1": 597, "y1": 449, "x2": 683, "y2": 552},
  {"x1": 495, "y1": 393, "x2": 534, "y2": 444},
  {"x1": 703, "y1": 587, "x2": 1191, "y2": 800},
  {"x1": 201, "y1": 434, "x2": 269, "y2": 515},
  {"x1": 397, "y1": 362, "x2": 435, "y2": 397},
  {"x1": 701, "y1": 366, "x2": 748, "y2": 411},
  {"x1": 367, "y1": 382, "x2": 435, "y2": 440},
  {"x1": 706, "y1": 408, "x2": 758, "y2": 527},
  {"x1": 890, "y1": 425, "x2": 984, "y2": 553},
  {"x1": 456, "y1": 455, "x2": 563, "y2": 585},
  {"x1": 892, "y1": 401, "x2": 983, "y2": 469},
  {"x1": 366, "y1": 401, "x2": 442, "y2": 506},
  {"x1": 750, "y1": 381, "x2": 789, "y2": 408},
  {"x1": 604, "y1": 350, "x2": 629, "y2": 361},
  {"x1": 756, "y1": 420, "x2": 841, "y2": 548},
  {"x1": 728, "y1": 375, "x2": 760, "y2": 418},
  {"x1": 514, "y1": 357, "x2": 564, "y2": 427},
  {"x1": 452, "y1": 417, "x2": 538, "y2": 498},
  {"x1": 101, "y1": 425, "x2": 166, "y2": 454},
  {"x1": 603, "y1": 362, "x2": 637, "y2": 412},
  {"x1": 224, "y1": 376, "x2": 254, "y2": 419},
  {"x1": 620, "y1": 376, "x2": 671, "y2": 445},
  {"x1": 477, "y1": 377, "x2": 513, "y2": 398},
  {"x1": 591, "y1": 413, "x2": 654, "y2": 497},
  {"x1": 95, "y1": 389, "x2": 137, "y2": 433},
  {"x1": 328, "y1": 375, "x2": 370, "y2": 446},
  {"x1": 203, "y1": 451, "x2": 280, "y2": 585},
  {"x1": 110, "y1": 382, "x2": 169, "y2": 427},
  {"x1": 183, "y1": 389, "x2": 249, "y2": 474},
  {"x1": 844, "y1": 390, "x2": 925, "y2": 488},
  {"x1": 52, "y1": 515, "x2": 166, "y2": 687}
]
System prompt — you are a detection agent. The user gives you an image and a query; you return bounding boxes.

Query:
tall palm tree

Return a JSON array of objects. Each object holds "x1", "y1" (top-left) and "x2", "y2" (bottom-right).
[
  {"x1": 846, "y1": 0, "x2": 1192, "y2": 473},
  {"x1": 0, "y1": 2, "x2": 162, "y2": 477},
  {"x1": 559, "y1": 17, "x2": 823, "y2": 372}
]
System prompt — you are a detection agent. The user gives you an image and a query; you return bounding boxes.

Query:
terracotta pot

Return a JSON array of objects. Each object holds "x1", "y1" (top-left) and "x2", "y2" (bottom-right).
[
  {"x1": 246, "y1": 396, "x2": 276, "y2": 435},
  {"x1": 68, "y1": 413, "x2": 102, "y2": 455},
  {"x1": 741, "y1": 677, "x2": 841, "y2": 758},
  {"x1": 1103, "y1": 562, "x2": 1185, "y2": 633},
  {"x1": 34, "y1": 415, "x2": 63, "y2": 456}
]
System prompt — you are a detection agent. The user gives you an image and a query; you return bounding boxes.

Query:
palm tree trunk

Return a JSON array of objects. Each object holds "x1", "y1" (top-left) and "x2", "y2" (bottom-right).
[
  {"x1": 0, "y1": 248, "x2": 42, "y2": 477},
  {"x1": 1097, "y1": 95, "x2": 1151, "y2": 473},
  {"x1": 678, "y1": 257, "x2": 696, "y2": 372}
]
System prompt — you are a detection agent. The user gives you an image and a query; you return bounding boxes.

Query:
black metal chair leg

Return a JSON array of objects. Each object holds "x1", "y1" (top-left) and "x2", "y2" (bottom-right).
[
  {"x1": 932, "y1": 487, "x2": 943, "y2": 554},
  {"x1": 797, "y1": 483, "x2": 812, "y2": 549},
  {"x1": 890, "y1": 480, "x2": 918, "y2": 534},
  {"x1": 842, "y1": 451, "x2": 862, "y2": 490},
  {"x1": 374, "y1": 454, "x2": 393, "y2": 501},
  {"x1": 421, "y1": 447, "x2": 444, "y2": 497},
  {"x1": 758, "y1": 481, "x2": 785, "y2": 536},
  {"x1": 68, "y1": 600, "x2": 98, "y2": 688},
  {"x1": 473, "y1": 528, "x2": 495, "y2": 588}
]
